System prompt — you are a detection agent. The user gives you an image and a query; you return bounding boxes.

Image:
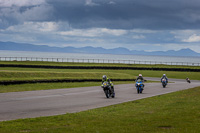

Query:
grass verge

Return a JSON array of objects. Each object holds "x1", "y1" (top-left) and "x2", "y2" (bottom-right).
[
  {"x1": 1, "y1": 67, "x2": 200, "y2": 81},
  {"x1": 0, "y1": 86, "x2": 200, "y2": 133},
  {"x1": 0, "y1": 66, "x2": 200, "y2": 93},
  {"x1": 0, "y1": 61, "x2": 200, "y2": 93},
  {"x1": 0, "y1": 81, "x2": 138, "y2": 93},
  {"x1": 0, "y1": 81, "x2": 158, "y2": 93}
]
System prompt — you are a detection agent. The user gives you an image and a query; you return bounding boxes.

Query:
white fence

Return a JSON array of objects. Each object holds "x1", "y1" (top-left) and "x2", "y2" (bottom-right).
[{"x1": 0, "y1": 57, "x2": 200, "y2": 66}]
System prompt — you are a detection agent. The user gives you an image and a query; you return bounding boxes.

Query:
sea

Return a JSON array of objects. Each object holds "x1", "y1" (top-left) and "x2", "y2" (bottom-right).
[{"x1": 0, "y1": 50, "x2": 200, "y2": 65}]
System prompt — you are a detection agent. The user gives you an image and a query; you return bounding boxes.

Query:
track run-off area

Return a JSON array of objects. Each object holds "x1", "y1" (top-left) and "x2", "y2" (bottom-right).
[{"x1": 0, "y1": 77, "x2": 200, "y2": 121}]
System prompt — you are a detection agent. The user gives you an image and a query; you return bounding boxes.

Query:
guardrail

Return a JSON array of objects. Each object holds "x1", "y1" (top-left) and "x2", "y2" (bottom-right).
[
  {"x1": 0, "y1": 79, "x2": 135, "y2": 85},
  {"x1": 0, "y1": 57, "x2": 199, "y2": 66}
]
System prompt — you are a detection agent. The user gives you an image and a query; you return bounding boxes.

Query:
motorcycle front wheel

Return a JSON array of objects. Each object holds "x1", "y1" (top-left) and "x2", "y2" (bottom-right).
[
  {"x1": 111, "y1": 92, "x2": 115, "y2": 98},
  {"x1": 162, "y1": 84, "x2": 166, "y2": 88},
  {"x1": 104, "y1": 90, "x2": 110, "y2": 98},
  {"x1": 137, "y1": 88, "x2": 140, "y2": 94}
]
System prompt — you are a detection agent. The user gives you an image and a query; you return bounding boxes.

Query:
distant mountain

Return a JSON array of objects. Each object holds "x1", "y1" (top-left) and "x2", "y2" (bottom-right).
[{"x1": 0, "y1": 41, "x2": 200, "y2": 57}]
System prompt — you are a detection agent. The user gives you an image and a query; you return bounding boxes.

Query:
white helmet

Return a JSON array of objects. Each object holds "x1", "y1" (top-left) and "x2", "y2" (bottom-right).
[
  {"x1": 103, "y1": 75, "x2": 107, "y2": 80},
  {"x1": 163, "y1": 74, "x2": 166, "y2": 76},
  {"x1": 139, "y1": 74, "x2": 142, "y2": 77}
]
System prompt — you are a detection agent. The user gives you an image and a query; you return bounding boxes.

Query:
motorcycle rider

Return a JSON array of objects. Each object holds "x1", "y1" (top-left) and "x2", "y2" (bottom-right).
[
  {"x1": 102, "y1": 75, "x2": 115, "y2": 96},
  {"x1": 136, "y1": 74, "x2": 145, "y2": 88},
  {"x1": 136, "y1": 74, "x2": 144, "y2": 82},
  {"x1": 161, "y1": 74, "x2": 168, "y2": 83},
  {"x1": 186, "y1": 77, "x2": 190, "y2": 83}
]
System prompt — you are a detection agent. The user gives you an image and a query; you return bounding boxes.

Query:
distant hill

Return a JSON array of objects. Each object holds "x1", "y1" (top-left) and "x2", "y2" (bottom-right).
[{"x1": 0, "y1": 41, "x2": 200, "y2": 57}]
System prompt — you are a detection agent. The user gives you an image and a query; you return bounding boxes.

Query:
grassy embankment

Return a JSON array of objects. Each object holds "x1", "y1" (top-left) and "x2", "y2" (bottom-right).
[
  {"x1": 0, "y1": 86, "x2": 200, "y2": 132},
  {"x1": 0, "y1": 61, "x2": 200, "y2": 93}
]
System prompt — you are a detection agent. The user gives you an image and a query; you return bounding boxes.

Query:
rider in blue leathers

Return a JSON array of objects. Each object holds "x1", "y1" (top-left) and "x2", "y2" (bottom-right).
[{"x1": 136, "y1": 74, "x2": 145, "y2": 88}]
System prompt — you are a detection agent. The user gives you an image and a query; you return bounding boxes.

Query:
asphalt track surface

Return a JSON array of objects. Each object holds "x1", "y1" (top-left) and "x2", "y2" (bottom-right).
[{"x1": 0, "y1": 77, "x2": 200, "y2": 121}]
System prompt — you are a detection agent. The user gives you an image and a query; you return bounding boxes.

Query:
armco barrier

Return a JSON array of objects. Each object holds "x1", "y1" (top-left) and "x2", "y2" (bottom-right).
[{"x1": 0, "y1": 79, "x2": 136, "y2": 85}]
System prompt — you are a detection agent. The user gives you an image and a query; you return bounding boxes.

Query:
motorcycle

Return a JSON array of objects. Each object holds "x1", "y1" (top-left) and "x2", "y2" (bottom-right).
[
  {"x1": 186, "y1": 78, "x2": 191, "y2": 83},
  {"x1": 161, "y1": 78, "x2": 167, "y2": 88},
  {"x1": 101, "y1": 81, "x2": 115, "y2": 98},
  {"x1": 135, "y1": 79, "x2": 144, "y2": 94}
]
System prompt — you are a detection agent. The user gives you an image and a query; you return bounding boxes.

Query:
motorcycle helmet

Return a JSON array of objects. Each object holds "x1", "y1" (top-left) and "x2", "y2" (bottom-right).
[
  {"x1": 139, "y1": 74, "x2": 142, "y2": 77},
  {"x1": 163, "y1": 74, "x2": 166, "y2": 76},
  {"x1": 103, "y1": 75, "x2": 107, "y2": 80}
]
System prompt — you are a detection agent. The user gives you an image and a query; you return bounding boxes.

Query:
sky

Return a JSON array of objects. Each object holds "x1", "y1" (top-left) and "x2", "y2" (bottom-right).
[{"x1": 1, "y1": 0, "x2": 200, "y2": 52}]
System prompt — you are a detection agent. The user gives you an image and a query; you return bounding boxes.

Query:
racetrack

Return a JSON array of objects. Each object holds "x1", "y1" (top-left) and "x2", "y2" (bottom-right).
[{"x1": 0, "y1": 77, "x2": 200, "y2": 121}]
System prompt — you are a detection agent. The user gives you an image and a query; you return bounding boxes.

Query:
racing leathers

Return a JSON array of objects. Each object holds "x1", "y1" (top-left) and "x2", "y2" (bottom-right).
[
  {"x1": 136, "y1": 76, "x2": 145, "y2": 88},
  {"x1": 161, "y1": 76, "x2": 168, "y2": 83}
]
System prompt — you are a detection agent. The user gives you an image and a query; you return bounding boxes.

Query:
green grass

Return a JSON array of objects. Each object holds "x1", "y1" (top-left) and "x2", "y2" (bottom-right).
[
  {"x1": 0, "y1": 86, "x2": 200, "y2": 133},
  {"x1": 0, "y1": 80, "x2": 158, "y2": 93},
  {"x1": 0, "y1": 61, "x2": 200, "y2": 93},
  {"x1": 0, "y1": 70, "x2": 133, "y2": 81},
  {"x1": 0, "y1": 81, "x2": 135, "y2": 93},
  {"x1": 0, "y1": 82, "x2": 100, "y2": 93},
  {"x1": 1, "y1": 65, "x2": 200, "y2": 93},
  {"x1": 1, "y1": 67, "x2": 200, "y2": 81}
]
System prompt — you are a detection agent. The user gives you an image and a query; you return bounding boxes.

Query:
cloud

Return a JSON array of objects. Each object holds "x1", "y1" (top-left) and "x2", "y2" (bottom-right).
[
  {"x1": 85, "y1": 0, "x2": 99, "y2": 6},
  {"x1": 0, "y1": 0, "x2": 45, "y2": 7},
  {"x1": 59, "y1": 28, "x2": 127, "y2": 37},
  {"x1": 108, "y1": 1, "x2": 116, "y2": 5},
  {"x1": 131, "y1": 29, "x2": 158, "y2": 34},
  {"x1": 3, "y1": 21, "x2": 64, "y2": 34},
  {"x1": 1, "y1": 0, "x2": 200, "y2": 30},
  {"x1": 0, "y1": 0, "x2": 52, "y2": 29},
  {"x1": 183, "y1": 34, "x2": 200, "y2": 42},
  {"x1": 45, "y1": 0, "x2": 200, "y2": 30},
  {"x1": 170, "y1": 30, "x2": 200, "y2": 43},
  {"x1": 132, "y1": 35, "x2": 145, "y2": 39},
  {"x1": 0, "y1": 0, "x2": 200, "y2": 53}
]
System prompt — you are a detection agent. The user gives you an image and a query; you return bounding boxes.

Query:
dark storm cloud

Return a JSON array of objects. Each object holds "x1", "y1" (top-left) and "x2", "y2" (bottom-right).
[
  {"x1": 0, "y1": 0, "x2": 53, "y2": 29},
  {"x1": 1, "y1": 0, "x2": 200, "y2": 30},
  {"x1": 45, "y1": 0, "x2": 200, "y2": 30}
]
